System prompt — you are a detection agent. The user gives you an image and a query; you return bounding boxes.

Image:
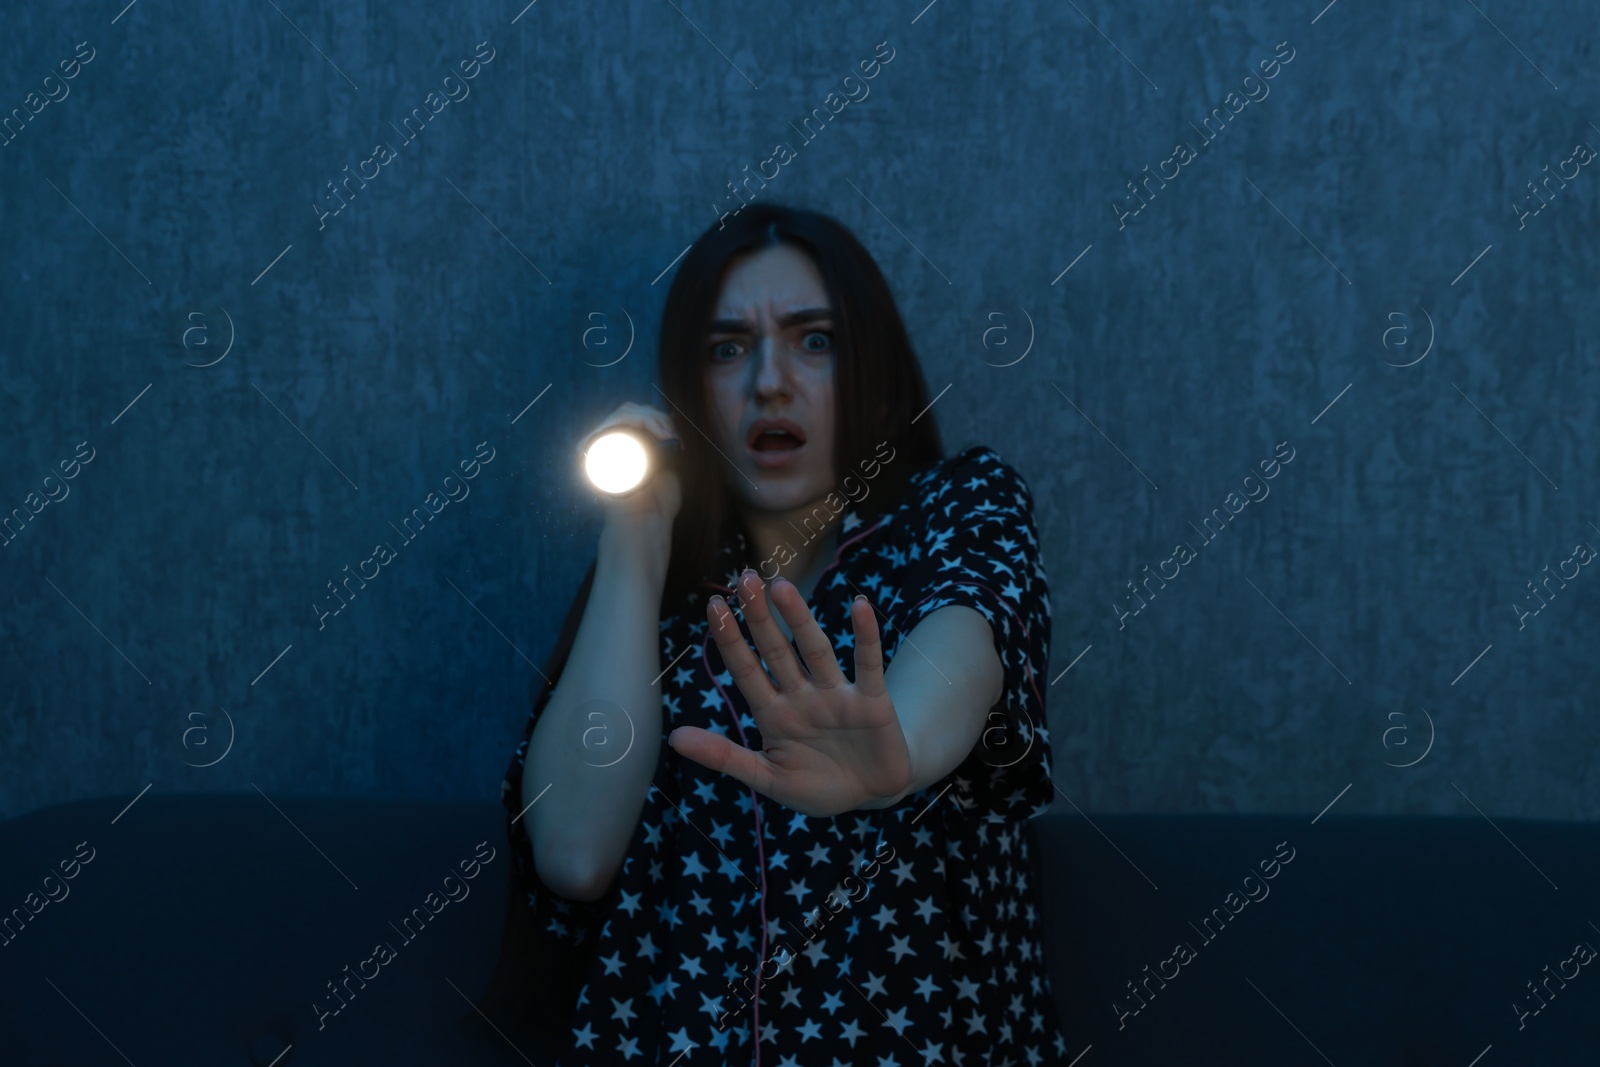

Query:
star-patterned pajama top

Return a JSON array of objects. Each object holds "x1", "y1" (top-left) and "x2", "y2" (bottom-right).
[{"x1": 500, "y1": 444, "x2": 1069, "y2": 1066}]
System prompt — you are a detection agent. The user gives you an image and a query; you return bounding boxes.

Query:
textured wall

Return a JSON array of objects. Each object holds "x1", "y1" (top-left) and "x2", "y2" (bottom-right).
[{"x1": 1, "y1": 1, "x2": 1596, "y2": 826}]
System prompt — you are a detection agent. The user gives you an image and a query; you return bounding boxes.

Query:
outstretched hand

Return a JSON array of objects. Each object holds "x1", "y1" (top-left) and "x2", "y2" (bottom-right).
[{"x1": 666, "y1": 568, "x2": 914, "y2": 818}]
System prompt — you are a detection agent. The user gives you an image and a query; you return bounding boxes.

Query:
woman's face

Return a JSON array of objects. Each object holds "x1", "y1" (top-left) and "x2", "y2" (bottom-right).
[{"x1": 702, "y1": 243, "x2": 838, "y2": 513}]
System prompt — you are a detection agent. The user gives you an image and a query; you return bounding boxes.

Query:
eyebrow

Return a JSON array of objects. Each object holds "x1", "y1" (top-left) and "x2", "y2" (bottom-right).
[{"x1": 706, "y1": 307, "x2": 834, "y2": 334}]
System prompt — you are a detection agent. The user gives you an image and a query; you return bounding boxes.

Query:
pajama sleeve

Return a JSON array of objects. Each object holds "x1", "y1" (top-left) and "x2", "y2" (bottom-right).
[{"x1": 882, "y1": 446, "x2": 1056, "y2": 822}]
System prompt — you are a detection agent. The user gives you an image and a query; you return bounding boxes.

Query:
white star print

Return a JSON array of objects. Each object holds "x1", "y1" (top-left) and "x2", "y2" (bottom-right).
[{"x1": 499, "y1": 446, "x2": 1068, "y2": 1064}]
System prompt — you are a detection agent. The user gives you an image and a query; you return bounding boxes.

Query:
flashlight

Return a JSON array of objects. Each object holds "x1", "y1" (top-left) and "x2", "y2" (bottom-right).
[{"x1": 581, "y1": 427, "x2": 682, "y2": 497}]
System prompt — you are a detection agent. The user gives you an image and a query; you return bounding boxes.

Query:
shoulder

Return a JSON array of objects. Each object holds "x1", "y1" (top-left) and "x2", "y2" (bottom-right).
[{"x1": 904, "y1": 445, "x2": 1035, "y2": 520}]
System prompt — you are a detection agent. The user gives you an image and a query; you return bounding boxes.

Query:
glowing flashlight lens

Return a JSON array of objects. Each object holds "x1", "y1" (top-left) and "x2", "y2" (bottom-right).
[{"x1": 585, "y1": 431, "x2": 650, "y2": 495}]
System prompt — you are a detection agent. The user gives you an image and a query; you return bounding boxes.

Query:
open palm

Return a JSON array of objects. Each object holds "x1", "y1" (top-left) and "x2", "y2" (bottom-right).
[{"x1": 666, "y1": 568, "x2": 914, "y2": 818}]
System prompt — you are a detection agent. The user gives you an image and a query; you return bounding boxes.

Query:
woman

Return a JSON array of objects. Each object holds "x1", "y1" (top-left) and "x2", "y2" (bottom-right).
[{"x1": 472, "y1": 203, "x2": 1068, "y2": 1066}]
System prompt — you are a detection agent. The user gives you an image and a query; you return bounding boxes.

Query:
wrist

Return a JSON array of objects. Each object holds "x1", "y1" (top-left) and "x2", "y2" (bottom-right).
[
  {"x1": 861, "y1": 726, "x2": 919, "y2": 811},
  {"x1": 598, "y1": 518, "x2": 669, "y2": 585},
  {"x1": 857, "y1": 764, "x2": 918, "y2": 811},
  {"x1": 857, "y1": 787, "x2": 911, "y2": 811}
]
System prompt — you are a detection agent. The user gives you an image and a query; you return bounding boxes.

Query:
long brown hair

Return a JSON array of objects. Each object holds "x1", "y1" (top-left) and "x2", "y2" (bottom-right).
[
  {"x1": 465, "y1": 202, "x2": 945, "y2": 1044},
  {"x1": 657, "y1": 201, "x2": 945, "y2": 608}
]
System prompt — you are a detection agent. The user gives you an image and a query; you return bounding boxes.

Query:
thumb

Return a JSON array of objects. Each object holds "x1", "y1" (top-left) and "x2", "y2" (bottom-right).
[{"x1": 667, "y1": 726, "x2": 771, "y2": 795}]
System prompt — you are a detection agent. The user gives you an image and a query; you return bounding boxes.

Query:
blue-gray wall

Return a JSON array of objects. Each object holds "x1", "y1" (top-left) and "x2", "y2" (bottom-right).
[{"x1": 2, "y1": 1, "x2": 1596, "y2": 825}]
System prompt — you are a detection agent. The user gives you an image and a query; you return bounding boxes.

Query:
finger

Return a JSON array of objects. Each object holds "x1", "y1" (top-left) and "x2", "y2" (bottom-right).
[
  {"x1": 666, "y1": 725, "x2": 775, "y2": 795},
  {"x1": 769, "y1": 577, "x2": 845, "y2": 689},
  {"x1": 731, "y1": 569, "x2": 810, "y2": 692},
  {"x1": 849, "y1": 594, "x2": 887, "y2": 696},
  {"x1": 706, "y1": 593, "x2": 779, "y2": 707}
]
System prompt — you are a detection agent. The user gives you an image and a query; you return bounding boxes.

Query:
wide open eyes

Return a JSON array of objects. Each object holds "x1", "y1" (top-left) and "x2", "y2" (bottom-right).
[{"x1": 708, "y1": 329, "x2": 835, "y2": 362}]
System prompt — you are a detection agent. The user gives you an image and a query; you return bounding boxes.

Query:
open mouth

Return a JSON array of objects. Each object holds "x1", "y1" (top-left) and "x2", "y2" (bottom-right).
[
  {"x1": 750, "y1": 430, "x2": 804, "y2": 452},
  {"x1": 744, "y1": 421, "x2": 808, "y2": 469}
]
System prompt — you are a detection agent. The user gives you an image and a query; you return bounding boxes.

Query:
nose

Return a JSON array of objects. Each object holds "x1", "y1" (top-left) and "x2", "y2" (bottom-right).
[{"x1": 749, "y1": 336, "x2": 795, "y2": 401}]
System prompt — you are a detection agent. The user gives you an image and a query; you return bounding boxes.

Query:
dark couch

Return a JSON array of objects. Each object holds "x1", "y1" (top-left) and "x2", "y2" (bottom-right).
[{"x1": 2, "y1": 793, "x2": 1595, "y2": 1065}]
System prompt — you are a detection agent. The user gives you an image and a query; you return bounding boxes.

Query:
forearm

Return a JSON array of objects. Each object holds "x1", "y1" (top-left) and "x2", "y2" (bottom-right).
[
  {"x1": 859, "y1": 604, "x2": 1004, "y2": 810},
  {"x1": 522, "y1": 522, "x2": 666, "y2": 900}
]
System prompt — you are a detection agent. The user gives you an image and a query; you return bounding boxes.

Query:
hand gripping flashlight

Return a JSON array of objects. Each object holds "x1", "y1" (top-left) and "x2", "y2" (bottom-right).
[{"x1": 580, "y1": 427, "x2": 682, "y2": 497}]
